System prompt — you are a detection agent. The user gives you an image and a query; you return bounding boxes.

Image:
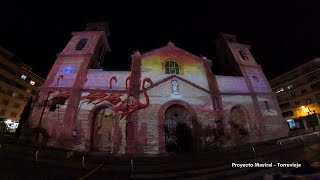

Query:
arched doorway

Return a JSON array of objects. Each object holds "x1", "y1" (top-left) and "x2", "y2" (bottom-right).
[
  {"x1": 91, "y1": 106, "x2": 114, "y2": 152},
  {"x1": 229, "y1": 106, "x2": 249, "y2": 145},
  {"x1": 164, "y1": 104, "x2": 192, "y2": 153}
]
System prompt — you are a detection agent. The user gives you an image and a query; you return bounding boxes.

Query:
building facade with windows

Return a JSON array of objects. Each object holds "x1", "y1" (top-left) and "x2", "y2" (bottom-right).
[
  {"x1": 28, "y1": 22, "x2": 288, "y2": 154},
  {"x1": 0, "y1": 46, "x2": 44, "y2": 122},
  {"x1": 269, "y1": 59, "x2": 320, "y2": 131}
]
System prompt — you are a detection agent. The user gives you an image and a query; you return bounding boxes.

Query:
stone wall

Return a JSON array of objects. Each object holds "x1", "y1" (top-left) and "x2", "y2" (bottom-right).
[
  {"x1": 216, "y1": 75, "x2": 249, "y2": 93},
  {"x1": 137, "y1": 104, "x2": 161, "y2": 154},
  {"x1": 83, "y1": 70, "x2": 130, "y2": 90}
]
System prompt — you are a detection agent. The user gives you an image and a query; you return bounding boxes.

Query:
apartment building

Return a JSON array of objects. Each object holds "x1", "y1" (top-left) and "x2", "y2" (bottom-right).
[
  {"x1": 269, "y1": 58, "x2": 320, "y2": 131},
  {"x1": 0, "y1": 46, "x2": 44, "y2": 122}
]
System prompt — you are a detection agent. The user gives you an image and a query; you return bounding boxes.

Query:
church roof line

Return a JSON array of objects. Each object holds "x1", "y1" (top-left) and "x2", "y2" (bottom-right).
[
  {"x1": 138, "y1": 42, "x2": 213, "y2": 66},
  {"x1": 142, "y1": 74, "x2": 210, "y2": 94}
]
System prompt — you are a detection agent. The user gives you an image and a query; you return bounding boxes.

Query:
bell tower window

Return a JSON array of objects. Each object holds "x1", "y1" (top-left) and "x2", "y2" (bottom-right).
[
  {"x1": 75, "y1": 38, "x2": 88, "y2": 51},
  {"x1": 239, "y1": 50, "x2": 249, "y2": 61},
  {"x1": 165, "y1": 60, "x2": 180, "y2": 74}
]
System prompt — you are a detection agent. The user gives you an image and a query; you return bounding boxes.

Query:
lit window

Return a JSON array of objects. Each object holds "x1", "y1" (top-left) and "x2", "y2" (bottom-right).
[
  {"x1": 286, "y1": 119, "x2": 296, "y2": 129},
  {"x1": 30, "y1": 80, "x2": 35, "y2": 86},
  {"x1": 12, "y1": 93, "x2": 17, "y2": 98},
  {"x1": 21, "y1": 75, "x2": 27, "y2": 80},
  {"x1": 287, "y1": 85, "x2": 293, "y2": 90},
  {"x1": 165, "y1": 60, "x2": 180, "y2": 74},
  {"x1": 276, "y1": 88, "x2": 284, "y2": 94}
]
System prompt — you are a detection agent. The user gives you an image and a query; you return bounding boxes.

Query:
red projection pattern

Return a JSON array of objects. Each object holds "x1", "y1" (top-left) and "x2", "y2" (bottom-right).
[
  {"x1": 81, "y1": 76, "x2": 154, "y2": 120},
  {"x1": 35, "y1": 91, "x2": 71, "y2": 110},
  {"x1": 112, "y1": 78, "x2": 153, "y2": 120}
]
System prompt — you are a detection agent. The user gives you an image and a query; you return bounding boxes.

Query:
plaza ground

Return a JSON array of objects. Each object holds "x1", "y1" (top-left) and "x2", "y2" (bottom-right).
[{"x1": 0, "y1": 131, "x2": 320, "y2": 179}]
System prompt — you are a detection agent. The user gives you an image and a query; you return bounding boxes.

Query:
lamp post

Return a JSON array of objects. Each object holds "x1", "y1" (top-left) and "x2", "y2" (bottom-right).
[
  {"x1": 34, "y1": 91, "x2": 53, "y2": 146},
  {"x1": 38, "y1": 91, "x2": 54, "y2": 128}
]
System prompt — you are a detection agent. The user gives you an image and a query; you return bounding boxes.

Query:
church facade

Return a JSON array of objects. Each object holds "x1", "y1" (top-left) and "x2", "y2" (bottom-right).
[{"x1": 28, "y1": 22, "x2": 288, "y2": 154}]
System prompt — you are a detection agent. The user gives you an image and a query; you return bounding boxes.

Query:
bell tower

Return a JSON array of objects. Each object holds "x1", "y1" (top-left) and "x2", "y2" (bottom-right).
[
  {"x1": 43, "y1": 22, "x2": 110, "y2": 88},
  {"x1": 38, "y1": 22, "x2": 111, "y2": 138},
  {"x1": 215, "y1": 33, "x2": 278, "y2": 136},
  {"x1": 216, "y1": 33, "x2": 271, "y2": 93}
]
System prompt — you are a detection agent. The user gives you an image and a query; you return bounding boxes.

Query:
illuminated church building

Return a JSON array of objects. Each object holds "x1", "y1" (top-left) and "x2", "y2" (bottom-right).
[{"x1": 29, "y1": 22, "x2": 288, "y2": 154}]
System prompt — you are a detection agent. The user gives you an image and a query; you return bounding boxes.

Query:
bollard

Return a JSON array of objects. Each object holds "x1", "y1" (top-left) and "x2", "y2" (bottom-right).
[
  {"x1": 251, "y1": 146, "x2": 256, "y2": 158},
  {"x1": 279, "y1": 141, "x2": 283, "y2": 151},
  {"x1": 131, "y1": 159, "x2": 134, "y2": 174},
  {"x1": 317, "y1": 133, "x2": 320, "y2": 142},
  {"x1": 300, "y1": 137, "x2": 304, "y2": 146},
  {"x1": 35, "y1": 150, "x2": 39, "y2": 163},
  {"x1": 81, "y1": 155, "x2": 85, "y2": 169}
]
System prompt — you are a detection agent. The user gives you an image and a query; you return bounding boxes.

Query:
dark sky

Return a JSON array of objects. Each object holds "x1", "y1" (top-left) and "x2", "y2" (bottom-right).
[{"x1": 1, "y1": 0, "x2": 320, "y2": 80}]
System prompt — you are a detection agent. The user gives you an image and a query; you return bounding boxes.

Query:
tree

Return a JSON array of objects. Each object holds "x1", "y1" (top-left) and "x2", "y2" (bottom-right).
[
  {"x1": 15, "y1": 97, "x2": 32, "y2": 138},
  {"x1": 190, "y1": 116, "x2": 229, "y2": 152},
  {"x1": 163, "y1": 116, "x2": 229, "y2": 153}
]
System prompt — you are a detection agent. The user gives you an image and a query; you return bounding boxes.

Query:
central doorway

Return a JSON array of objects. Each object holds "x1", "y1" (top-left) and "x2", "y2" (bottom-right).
[{"x1": 164, "y1": 104, "x2": 192, "y2": 153}]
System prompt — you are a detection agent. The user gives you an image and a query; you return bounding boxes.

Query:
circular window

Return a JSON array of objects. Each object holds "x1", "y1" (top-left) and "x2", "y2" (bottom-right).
[
  {"x1": 252, "y1": 75, "x2": 260, "y2": 83},
  {"x1": 61, "y1": 65, "x2": 74, "y2": 74}
]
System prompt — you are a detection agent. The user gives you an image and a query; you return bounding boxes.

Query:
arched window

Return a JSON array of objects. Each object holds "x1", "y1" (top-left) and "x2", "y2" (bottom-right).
[
  {"x1": 165, "y1": 60, "x2": 180, "y2": 74},
  {"x1": 75, "y1": 38, "x2": 88, "y2": 51}
]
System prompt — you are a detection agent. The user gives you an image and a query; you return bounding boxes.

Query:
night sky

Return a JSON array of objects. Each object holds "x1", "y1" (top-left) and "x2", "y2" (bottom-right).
[{"x1": 1, "y1": 1, "x2": 320, "y2": 80}]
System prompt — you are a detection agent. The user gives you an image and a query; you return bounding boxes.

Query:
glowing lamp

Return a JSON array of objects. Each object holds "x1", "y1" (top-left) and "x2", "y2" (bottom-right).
[{"x1": 302, "y1": 106, "x2": 311, "y2": 113}]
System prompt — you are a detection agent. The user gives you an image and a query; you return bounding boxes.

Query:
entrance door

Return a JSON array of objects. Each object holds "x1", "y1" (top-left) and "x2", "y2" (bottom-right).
[
  {"x1": 92, "y1": 107, "x2": 113, "y2": 152},
  {"x1": 164, "y1": 104, "x2": 191, "y2": 152},
  {"x1": 230, "y1": 107, "x2": 248, "y2": 144}
]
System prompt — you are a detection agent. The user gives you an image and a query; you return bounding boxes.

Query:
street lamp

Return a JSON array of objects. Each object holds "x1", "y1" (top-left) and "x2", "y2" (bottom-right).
[
  {"x1": 38, "y1": 91, "x2": 54, "y2": 128},
  {"x1": 34, "y1": 91, "x2": 53, "y2": 146}
]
